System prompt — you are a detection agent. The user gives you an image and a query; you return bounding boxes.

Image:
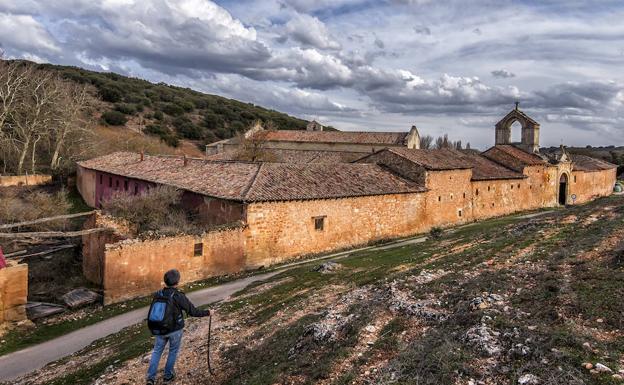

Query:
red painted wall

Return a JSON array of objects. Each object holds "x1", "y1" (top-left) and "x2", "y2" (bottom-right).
[{"x1": 93, "y1": 171, "x2": 245, "y2": 226}]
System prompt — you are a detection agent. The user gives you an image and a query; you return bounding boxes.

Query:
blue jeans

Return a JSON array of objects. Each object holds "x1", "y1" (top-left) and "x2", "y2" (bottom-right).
[{"x1": 146, "y1": 329, "x2": 183, "y2": 380}]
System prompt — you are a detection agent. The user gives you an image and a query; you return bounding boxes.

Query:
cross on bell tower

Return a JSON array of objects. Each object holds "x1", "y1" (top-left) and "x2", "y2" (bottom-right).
[{"x1": 494, "y1": 103, "x2": 541, "y2": 153}]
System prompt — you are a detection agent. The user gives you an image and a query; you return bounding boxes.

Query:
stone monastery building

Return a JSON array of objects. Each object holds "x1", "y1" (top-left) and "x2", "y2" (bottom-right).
[{"x1": 76, "y1": 108, "x2": 617, "y2": 303}]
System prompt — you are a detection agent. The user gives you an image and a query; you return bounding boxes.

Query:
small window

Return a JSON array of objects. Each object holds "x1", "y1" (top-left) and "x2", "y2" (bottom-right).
[
  {"x1": 517, "y1": 183, "x2": 520, "y2": 189},
  {"x1": 491, "y1": 202, "x2": 495, "y2": 207},
  {"x1": 475, "y1": 189, "x2": 479, "y2": 196},
  {"x1": 463, "y1": 192, "x2": 466, "y2": 199},
  {"x1": 438, "y1": 196, "x2": 442, "y2": 202},
  {"x1": 314, "y1": 216, "x2": 325, "y2": 231},
  {"x1": 194, "y1": 243, "x2": 203, "y2": 257},
  {"x1": 108, "y1": 176, "x2": 112, "y2": 188},
  {"x1": 450, "y1": 194, "x2": 454, "y2": 200},
  {"x1": 511, "y1": 184, "x2": 514, "y2": 189},
  {"x1": 134, "y1": 185, "x2": 139, "y2": 195},
  {"x1": 124, "y1": 180, "x2": 128, "y2": 191},
  {"x1": 99, "y1": 174, "x2": 103, "y2": 185},
  {"x1": 488, "y1": 186, "x2": 491, "y2": 191},
  {"x1": 115, "y1": 180, "x2": 120, "y2": 189},
  {"x1": 574, "y1": 176, "x2": 577, "y2": 183},
  {"x1": 458, "y1": 209, "x2": 462, "y2": 217}
]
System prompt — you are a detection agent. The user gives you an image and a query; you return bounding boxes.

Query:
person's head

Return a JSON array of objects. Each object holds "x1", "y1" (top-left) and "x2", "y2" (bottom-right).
[{"x1": 164, "y1": 269, "x2": 180, "y2": 287}]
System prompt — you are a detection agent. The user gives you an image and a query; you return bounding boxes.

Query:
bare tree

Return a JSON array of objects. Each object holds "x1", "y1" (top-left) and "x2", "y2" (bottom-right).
[
  {"x1": 419, "y1": 134, "x2": 433, "y2": 149},
  {"x1": 0, "y1": 60, "x2": 93, "y2": 174},
  {"x1": 233, "y1": 121, "x2": 275, "y2": 162},
  {"x1": 49, "y1": 82, "x2": 92, "y2": 170}
]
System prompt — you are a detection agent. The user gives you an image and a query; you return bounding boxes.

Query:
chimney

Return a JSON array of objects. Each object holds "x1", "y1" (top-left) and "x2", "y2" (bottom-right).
[
  {"x1": 183, "y1": 155, "x2": 188, "y2": 167},
  {"x1": 140, "y1": 151, "x2": 144, "y2": 162}
]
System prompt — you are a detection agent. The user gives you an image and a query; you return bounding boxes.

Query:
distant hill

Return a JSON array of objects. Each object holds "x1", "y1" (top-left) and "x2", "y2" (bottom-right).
[{"x1": 33, "y1": 62, "x2": 314, "y2": 148}]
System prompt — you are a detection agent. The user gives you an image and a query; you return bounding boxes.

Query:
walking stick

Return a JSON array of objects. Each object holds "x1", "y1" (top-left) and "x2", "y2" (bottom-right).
[{"x1": 207, "y1": 314, "x2": 215, "y2": 375}]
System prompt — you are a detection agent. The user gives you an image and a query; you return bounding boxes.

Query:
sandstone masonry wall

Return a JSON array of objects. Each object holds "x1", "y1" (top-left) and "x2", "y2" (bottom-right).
[
  {"x1": 245, "y1": 193, "x2": 426, "y2": 266},
  {"x1": 101, "y1": 227, "x2": 245, "y2": 304},
  {"x1": 0, "y1": 262, "x2": 28, "y2": 325},
  {"x1": 570, "y1": 169, "x2": 616, "y2": 204}
]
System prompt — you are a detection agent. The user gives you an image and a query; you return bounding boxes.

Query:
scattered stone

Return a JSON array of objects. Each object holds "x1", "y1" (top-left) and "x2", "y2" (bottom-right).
[
  {"x1": 386, "y1": 282, "x2": 446, "y2": 322},
  {"x1": 595, "y1": 363, "x2": 613, "y2": 373},
  {"x1": 313, "y1": 261, "x2": 342, "y2": 274},
  {"x1": 470, "y1": 293, "x2": 504, "y2": 310},
  {"x1": 463, "y1": 324, "x2": 501, "y2": 356},
  {"x1": 518, "y1": 373, "x2": 539, "y2": 385},
  {"x1": 612, "y1": 374, "x2": 623, "y2": 381},
  {"x1": 597, "y1": 318, "x2": 604, "y2": 323},
  {"x1": 583, "y1": 362, "x2": 593, "y2": 370},
  {"x1": 62, "y1": 288, "x2": 101, "y2": 309}
]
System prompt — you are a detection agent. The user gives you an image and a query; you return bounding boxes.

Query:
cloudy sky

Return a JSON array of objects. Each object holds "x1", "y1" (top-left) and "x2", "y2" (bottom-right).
[{"x1": 1, "y1": 0, "x2": 623, "y2": 149}]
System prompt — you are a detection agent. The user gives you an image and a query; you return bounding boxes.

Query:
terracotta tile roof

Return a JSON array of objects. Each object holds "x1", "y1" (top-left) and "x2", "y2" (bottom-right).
[
  {"x1": 245, "y1": 163, "x2": 425, "y2": 201},
  {"x1": 457, "y1": 152, "x2": 525, "y2": 180},
  {"x1": 78, "y1": 152, "x2": 425, "y2": 202},
  {"x1": 252, "y1": 130, "x2": 409, "y2": 145},
  {"x1": 383, "y1": 148, "x2": 471, "y2": 170},
  {"x1": 571, "y1": 154, "x2": 618, "y2": 172},
  {"x1": 375, "y1": 148, "x2": 524, "y2": 180},
  {"x1": 206, "y1": 149, "x2": 364, "y2": 163},
  {"x1": 482, "y1": 145, "x2": 547, "y2": 172}
]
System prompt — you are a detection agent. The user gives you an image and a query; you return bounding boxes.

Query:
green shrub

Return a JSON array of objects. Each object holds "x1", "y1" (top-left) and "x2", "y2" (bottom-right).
[
  {"x1": 102, "y1": 110, "x2": 128, "y2": 126},
  {"x1": 99, "y1": 85, "x2": 123, "y2": 103},
  {"x1": 162, "y1": 103, "x2": 184, "y2": 116},
  {"x1": 114, "y1": 103, "x2": 136, "y2": 115},
  {"x1": 429, "y1": 227, "x2": 443, "y2": 239},
  {"x1": 144, "y1": 124, "x2": 179, "y2": 147}
]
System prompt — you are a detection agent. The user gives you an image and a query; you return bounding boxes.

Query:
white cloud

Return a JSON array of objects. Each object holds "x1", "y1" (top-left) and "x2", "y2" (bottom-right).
[
  {"x1": 0, "y1": 12, "x2": 59, "y2": 55},
  {"x1": 282, "y1": 13, "x2": 341, "y2": 50}
]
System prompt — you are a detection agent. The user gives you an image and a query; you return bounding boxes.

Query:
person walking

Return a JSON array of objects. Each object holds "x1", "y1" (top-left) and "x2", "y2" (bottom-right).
[{"x1": 146, "y1": 269, "x2": 210, "y2": 384}]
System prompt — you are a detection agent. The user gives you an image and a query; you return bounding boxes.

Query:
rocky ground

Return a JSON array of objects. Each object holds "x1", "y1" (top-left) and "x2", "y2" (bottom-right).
[{"x1": 10, "y1": 195, "x2": 624, "y2": 385}]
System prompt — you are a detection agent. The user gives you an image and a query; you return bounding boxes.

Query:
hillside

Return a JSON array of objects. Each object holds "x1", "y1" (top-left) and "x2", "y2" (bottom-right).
[
  {"x1": 10, "y1": 195, "x2": 624, "y2": 385},
  {"x1": 33, "y1": 62, "x2": 311, "y2": 147}
]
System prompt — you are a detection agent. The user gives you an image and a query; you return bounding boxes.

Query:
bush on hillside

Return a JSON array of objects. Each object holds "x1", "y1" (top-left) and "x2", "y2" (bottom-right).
[
  {"x1": 144, "y1": 124, "x2": 180, "y2": 147},
  {"x1": 102, "y1": 110, "x2": 128, "y2": 126}
]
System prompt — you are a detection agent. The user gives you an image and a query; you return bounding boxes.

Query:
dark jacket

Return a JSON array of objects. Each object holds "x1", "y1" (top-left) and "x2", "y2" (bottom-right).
[{"x1": 160, "y1": 287, "x2": 210, "y2": 332}]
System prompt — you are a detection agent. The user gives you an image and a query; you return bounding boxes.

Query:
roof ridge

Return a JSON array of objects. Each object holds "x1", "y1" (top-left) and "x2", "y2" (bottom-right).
[{"x1": 242, "y1": 162, "x2": 264, "y2": 201}]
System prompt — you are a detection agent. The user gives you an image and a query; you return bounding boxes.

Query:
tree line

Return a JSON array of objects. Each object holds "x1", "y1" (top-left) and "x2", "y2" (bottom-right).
[{"x1": 419, "y1": 134, "x2": 471, "y2": 150}]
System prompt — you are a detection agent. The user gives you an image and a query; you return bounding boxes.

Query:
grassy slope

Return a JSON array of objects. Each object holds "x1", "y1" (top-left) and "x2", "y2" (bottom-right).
[{"x1": 14, "y1": 195, "x2": 624, "y2": 385}]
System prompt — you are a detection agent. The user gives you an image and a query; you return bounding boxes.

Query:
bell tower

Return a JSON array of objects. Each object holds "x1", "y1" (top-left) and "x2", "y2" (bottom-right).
[{"x1": 495, "y1": 103, "x2": 540, "y2": 153}]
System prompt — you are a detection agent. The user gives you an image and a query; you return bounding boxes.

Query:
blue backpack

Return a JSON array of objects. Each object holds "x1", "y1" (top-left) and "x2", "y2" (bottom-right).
[{"x1": 147, "y1": 290, "x2": 178, "y2": 335}]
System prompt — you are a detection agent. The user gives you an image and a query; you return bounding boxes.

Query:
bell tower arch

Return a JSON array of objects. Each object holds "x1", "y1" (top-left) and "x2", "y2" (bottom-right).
[{"x1": 495, "y1": 103, "x2": 540, "y2": 153}]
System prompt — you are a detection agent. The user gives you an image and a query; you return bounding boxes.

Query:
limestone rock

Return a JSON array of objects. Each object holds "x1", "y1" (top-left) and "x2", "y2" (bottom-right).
[{"x1": 518, "y1": 373, "x2": 539, "y2": 385}]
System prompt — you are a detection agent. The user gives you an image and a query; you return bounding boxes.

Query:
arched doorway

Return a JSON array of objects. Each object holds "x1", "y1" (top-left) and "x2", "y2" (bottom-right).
[{"x1": 558, "y1": 174, "x2": 568, "y2": 205}]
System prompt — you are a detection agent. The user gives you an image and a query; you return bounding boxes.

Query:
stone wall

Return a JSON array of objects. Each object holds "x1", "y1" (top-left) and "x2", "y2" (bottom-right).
[
  {"x1": 0, "y1": 262, "x2": 28, "y2": 325},
  {"x1": 570, "y1": 169, "x2": 617, "y2": 204},
  {"x1": 77, "y1": 166, "x2": 97, "y2": 207},
  {"x1": 423, "y1": 170, "x2": 473, "y2": 228},
  {"x1": 244, "y1": 193, "x2": 427, "y2": 267},
  {"x1": 100, "y1": 227, "x2": 246, "y2": 304},
  {"x1": 0, "y1": 174, "x2": 52, "y2": 187},
  {"x1": 82, "y1": 212, "x2": 133, "y2": 285}
]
